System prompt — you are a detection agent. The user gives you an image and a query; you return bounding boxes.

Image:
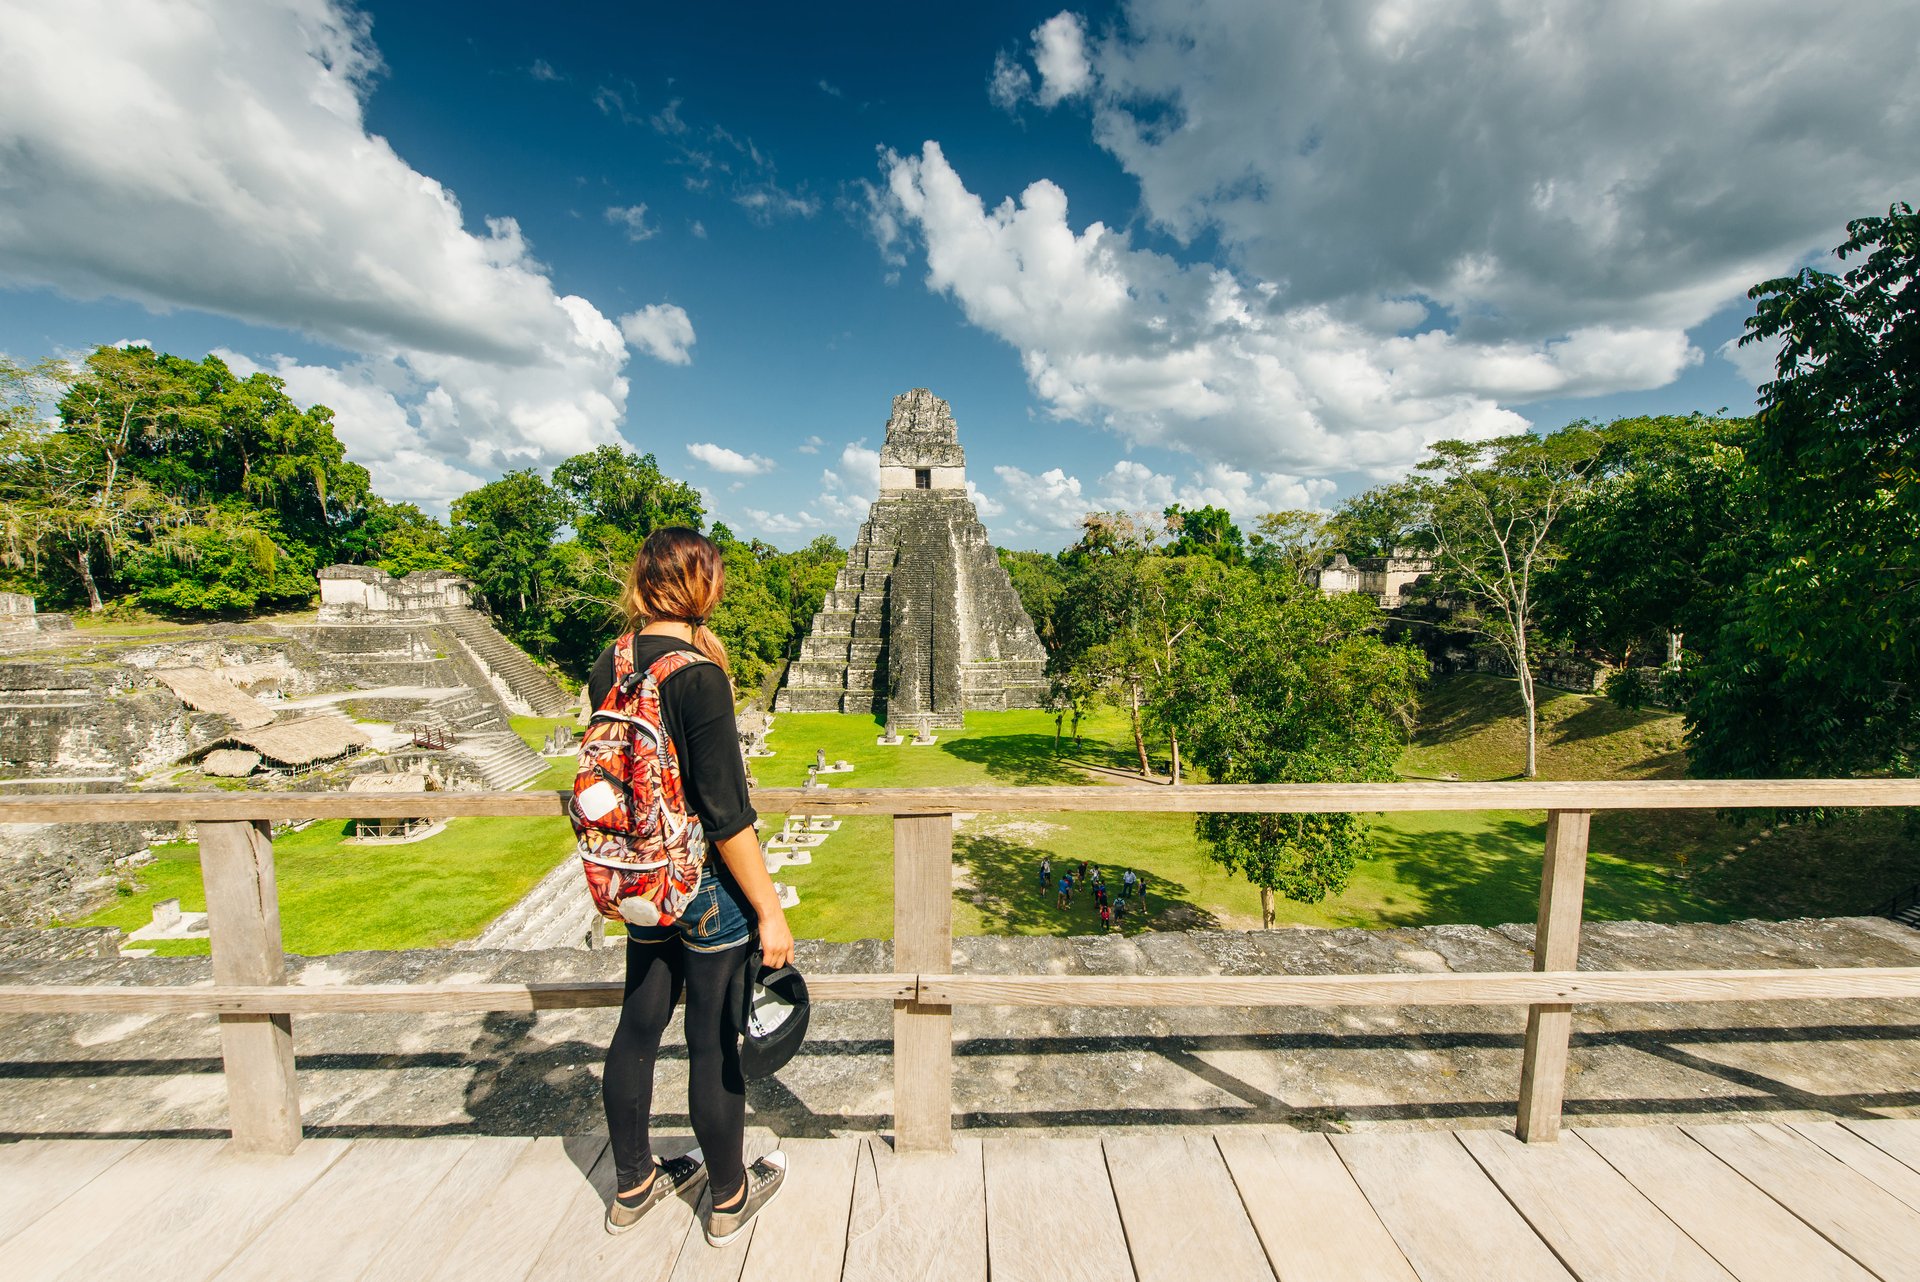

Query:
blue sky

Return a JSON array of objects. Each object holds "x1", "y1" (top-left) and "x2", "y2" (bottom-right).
[{"x1": 2, "y1": 1, "x2": 1916, "y2": 550}]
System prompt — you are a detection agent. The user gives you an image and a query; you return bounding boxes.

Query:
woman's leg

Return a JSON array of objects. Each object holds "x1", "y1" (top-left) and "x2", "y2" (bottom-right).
[
  {"x1": 680, "y1": 941, "x2": 751, "y2": 1207},
  {"x1": 604, "y1": 936, "x2": 683, "y2": 1194}
]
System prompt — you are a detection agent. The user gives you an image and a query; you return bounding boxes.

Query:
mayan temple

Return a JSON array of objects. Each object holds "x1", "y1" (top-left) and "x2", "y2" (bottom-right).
[{"x1": 776, "y1": 389, "x2": 1048, "y2": 727}]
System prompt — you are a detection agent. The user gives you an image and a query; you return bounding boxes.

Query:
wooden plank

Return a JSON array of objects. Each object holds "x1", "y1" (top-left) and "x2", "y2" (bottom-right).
[
  {"x1": 1332, "y1": 1130, "x2": 1572, "y2": 1282},
  {"x1": 213, "y1": 1137, "x2": 476, "y2": 1281},
  {"x1": 1103, "y1": 1133, "x2": 1273, "y2": 1282},
  {"x1": 1581, "y1": 1125, "x2": 1875, "y2": 1282},
  {"x1": 356, "y1": 1136, "x2": 534, "y2": 1279},
  {"x1": 5, "y1": 965, "x2": 1920, "y2": 1019},
  {"x1": 1518, "y1": 809, "x2": 1591, "y2": 1143},
  {"x1": 526, "y1": 1134, "x2": 704, "y2": 1282},
  {"x1": 423, "y1": 1134, "x2": 609, "y2": 1282},
  {"x1": 1792, "y1": 1122, "x2": 1920, "y2": 1212},
  {"x1": 983, "y1": 1136, "x2": 1132, "y2": 1282},
  {"x1": 0, "y1": 973, "x2": 912, "y2": 1014},
  {"x1": 1458, "y1": 1128, "x2": 1734, "y2": 1281},
  {"x1": 913, "y1": 966, "x2": 1920, "y2": 1007},
  {"x1": 200, "y1": 819, "x2": 300, "y2": 1154},
  {"x1": 5, "y1": 1137, "x2": 347, "y2": 1280},
  {"x1": 664, "y1": 1137, "x2": 787, "y2": 1282},
  {"x1": 893, "y1": 812, "x2": 953, "y2": 1153},
  {"x1": 6, "y1": 777, "x2": 1919, "y2": 824},
  {"x1": 1686, "y1": 1123, "x2": 1920, "y2": 1281},
  {"x1": 0, "y1": 1138, "x2": 145, "y2": 1248},
  {"x1": 842, "y1": 1137, "x2": 987, "y2": 1282},
  {"x1": 1844, "y1": 1118, "x2": 1920, "y2": 1178},
  {"x1": 737, "y1": 1137, "x2": 861, "y2": 1282},
  {"x1": 1215, "y1": 1131, "x2": 1418, "y2": 1282}
]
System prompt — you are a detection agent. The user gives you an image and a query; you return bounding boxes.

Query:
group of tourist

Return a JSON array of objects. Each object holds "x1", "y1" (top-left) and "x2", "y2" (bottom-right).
[{"x1": 1037, "y1": 856, "x2": 1147, "y2": 932}]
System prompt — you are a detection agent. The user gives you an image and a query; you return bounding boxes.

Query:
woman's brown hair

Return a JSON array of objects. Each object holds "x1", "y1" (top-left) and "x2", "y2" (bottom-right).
[{"x1": 622, "y1": 527, "x2": 730, "y2": 675}]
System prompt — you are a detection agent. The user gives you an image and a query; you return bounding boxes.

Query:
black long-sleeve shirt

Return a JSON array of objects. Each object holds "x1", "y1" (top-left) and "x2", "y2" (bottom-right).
[{"x1": 587, "y1": 635, "x2": 757, "y2": 846}]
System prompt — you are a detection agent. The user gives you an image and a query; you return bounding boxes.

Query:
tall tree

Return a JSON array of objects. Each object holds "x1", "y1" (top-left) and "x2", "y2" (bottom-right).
[
  {"x1": 1684, "y1": 204, "x2": 1920, "y2": 777},
  {"x1": 1177, "y1": 573, "x2": 1423, "y2": 926},
  {"x1": 449, "y1": 469, "x2": 569, "y2": 626},
  {"x1": 1162, "y1": 503, "x2": 1243, "y2": 561},
  {"x1": 1247, "y1": 509, "x2": 1332, "y2": 584},
  {"x1": 1405, "y1": 426, "x2": 1603, "y2": 777}
]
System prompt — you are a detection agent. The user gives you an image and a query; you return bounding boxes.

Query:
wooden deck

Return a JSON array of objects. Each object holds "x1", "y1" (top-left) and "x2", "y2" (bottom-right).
[{"x1": 6, "y1": 1120, "x2": 1920, "y2": 1280}]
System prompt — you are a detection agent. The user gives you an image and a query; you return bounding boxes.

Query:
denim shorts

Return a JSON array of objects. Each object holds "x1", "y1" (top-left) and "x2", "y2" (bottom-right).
[{"x1": 626, "y1": 864, "x2": 753, "y2": 953}]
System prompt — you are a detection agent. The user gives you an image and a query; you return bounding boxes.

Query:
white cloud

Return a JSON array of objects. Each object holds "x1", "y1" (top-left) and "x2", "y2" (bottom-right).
[
  {"x1": 925, "y1": 1, "x2": 1920, "y2": 481},
  {"x1": 988, "y1": 51, "x2": 1033, "y2": 113},
  {"x1": 797, "y1": 435, "x2": 823, "y2": 454},
  {"x1": 619, "y1": 303, "x2": 696, "y2": 365},
  {"x1": 0, "y1": 0, "x2": 632, "y2": 506},
  {"x1": 991, "y1": 457, "x2": 1329, "y2": 544},
  {"x1": 528, "y1": 59, "x2": 561, "y2": 82},
  {"x1": 1718, "y1": 332, "x2": 1784, "y2": 390},
  {"x1": 818, "y1": 79, "x2": 843, "y2": 98},
  {"x1": 690, "y1": 220, "x2": 707, "y2": 239},
  {"x1": 966, "y1": 479, "x2": 1004, "y2": 519},
  {"x1": 1031, "y1": 12, "x2": 1092, "y2": 107},
  {"x1": 687, "y1": 441, "x2": 773, "y2": 475},
  {"x1": 734, "y1": 184, "x2": 821, "y2": 223},
  {"x1": 605, "y1": 204, "x2": 657, "y2": 242}
]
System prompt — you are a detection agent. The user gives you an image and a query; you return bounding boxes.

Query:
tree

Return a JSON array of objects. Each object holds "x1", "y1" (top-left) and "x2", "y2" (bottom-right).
[
  {"x1": 1162, "y1": 503, "x2": 1243, "y2": 561},
  {"x1": 998, "y1": 547, "x2": 1068, "y2": 653},
  {"x1": 449, "y1": 470, "x2": 568, "y2": 626},
  {"x1": 552, "y1": 445, "x2": 704, "y2": 536},
  {"x1": 1247, "y1": 509, "x2": 1331, "y2": 584},
  {"x1": 1326, "y1": 486, "x2": 1417, "y2": 558},
  {"x1": 338, "y1": 497, "x2": 459, "y2": 575},
  {"x1": 1053, "y1": 513, "x2": 1163, "y2": 775},
  {"x1": 1405, "y1": 426, "x2": 1603, "y2": 777},
  {"x1": 1177, "y1": 574, "x2": 1423, "y2": 926},
  {"x1": 1682, "y1": 204, "x2": 1920, "y2": 777},
  {"x1": 1540, "y1": 415, "x2": 1759, "y2": 682}
]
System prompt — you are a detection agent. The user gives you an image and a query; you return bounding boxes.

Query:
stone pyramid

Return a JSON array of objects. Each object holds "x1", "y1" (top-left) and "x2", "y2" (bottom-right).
[{"x1": 775, "y1": 389, "x2": 1047, "y2": 727}]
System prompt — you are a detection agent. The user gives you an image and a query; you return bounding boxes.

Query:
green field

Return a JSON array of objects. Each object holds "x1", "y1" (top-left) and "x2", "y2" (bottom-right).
[{"x1": 78, "y1": 675, "x2": 1919, "y2": 951}]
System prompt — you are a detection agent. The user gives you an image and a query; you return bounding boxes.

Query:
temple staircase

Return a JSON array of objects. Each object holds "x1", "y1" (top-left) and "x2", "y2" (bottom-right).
[{"x1": 442, "y1": 611, "x2": 576, "y2": 717}]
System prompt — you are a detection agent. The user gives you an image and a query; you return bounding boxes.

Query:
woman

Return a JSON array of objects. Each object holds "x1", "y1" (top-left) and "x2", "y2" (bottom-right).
[{"x1": 593, "y1": 527, "x2": 795, "y2": 1245}]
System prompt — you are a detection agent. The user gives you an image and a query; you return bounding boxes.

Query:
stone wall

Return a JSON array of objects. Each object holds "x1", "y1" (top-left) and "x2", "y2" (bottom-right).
[
  {"x1": 317, "y1": 566, "x2": 472, "y2": 621},
  {"x1": 2, "y1": 917, "x2": 1916, "y2": 1138}
]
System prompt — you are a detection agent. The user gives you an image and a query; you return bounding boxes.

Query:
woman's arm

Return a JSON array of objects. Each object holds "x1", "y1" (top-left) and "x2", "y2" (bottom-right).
[{"x1": 713, "y1": 828, "x2": 793, "y2": 968}]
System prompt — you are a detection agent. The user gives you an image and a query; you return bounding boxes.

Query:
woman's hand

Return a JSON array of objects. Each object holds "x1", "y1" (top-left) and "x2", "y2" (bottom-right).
[{"x1": 756, "y1": 907, "x2": 795, "y2": 969}]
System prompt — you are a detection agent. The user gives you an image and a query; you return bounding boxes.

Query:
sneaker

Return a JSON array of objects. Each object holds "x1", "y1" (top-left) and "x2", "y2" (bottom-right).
[
  {"x1": 605, "y1": 1148, "x2": 707, "y2": 1235},
  {"x1": 703, "y1": 1151, "x2": 787, "y2": 1246}
]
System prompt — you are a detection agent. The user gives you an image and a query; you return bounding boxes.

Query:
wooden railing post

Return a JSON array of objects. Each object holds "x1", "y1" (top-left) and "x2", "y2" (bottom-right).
[
  {"x1": 1515, "y1": 808, "x2": 1592, "y2": 1142},
  {"x1": 892, "y1": 811, "x2": 953, "y2": 1153},
  {"x1": 200, "y1": 819, "x2": 301, "y2": 1153}
]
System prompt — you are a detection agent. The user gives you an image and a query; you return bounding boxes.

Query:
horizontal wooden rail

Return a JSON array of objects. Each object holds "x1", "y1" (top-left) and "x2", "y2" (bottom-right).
[
  {"x1": 5, "y1": 967, "x2": 1918, "y2": 1017},
  {"x1": 3, "y1": 777, "x2": 1918, "y2": 824},
  {"x1": 915, "y1": 967, "x2": 1920, "y2": 1007},
  {"x1": 0, "y1": 974, "x2": 916, "y2": 1015}
]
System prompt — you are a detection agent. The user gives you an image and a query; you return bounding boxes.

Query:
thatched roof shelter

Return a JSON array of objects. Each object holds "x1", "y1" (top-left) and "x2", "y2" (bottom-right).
[
  {"x1": 206, "y1": 716, "x2": 370, "y2": 767},
  {"x1": 200, "y1": 748, "x2": 262, "y2": 777},
  {"x1": 153, "y1": 668, "x2": 274, "y2": 729}
]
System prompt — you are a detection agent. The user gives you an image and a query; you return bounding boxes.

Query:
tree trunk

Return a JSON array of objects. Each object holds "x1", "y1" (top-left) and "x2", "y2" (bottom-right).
[
  {"x1": 1071, "y1": 709, "x2": 1082, "y2": 746},
  {"x1": 73, "y1": 549, "x2": 103, "y2": 612},
  {"x1": 1168, "y1": 727, "x2": 1182, "y2": 787},
  {"x1": 1259, "y1": 887, "x2": 1275, "y2": 930},
  {"x1": 1517, "y1": 665, "x2": 1538, "y2": 778},
  {"x1": 1128, "y1": 680, "x2": 1150, "y2": 777},
  {"x1": 1666, "y1": 630, "x2": 1683, "y2": 668}
]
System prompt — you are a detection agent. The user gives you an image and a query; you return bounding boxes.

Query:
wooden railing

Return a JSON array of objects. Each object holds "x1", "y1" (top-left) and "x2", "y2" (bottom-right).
[{"x1": 2, "y1": 779, "x2": 1918, "y2": 1156}]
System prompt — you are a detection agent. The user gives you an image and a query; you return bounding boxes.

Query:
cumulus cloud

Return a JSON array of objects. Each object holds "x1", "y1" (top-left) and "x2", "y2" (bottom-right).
[
  {"x1": 618, "y1": 304, "x2": 697, "y2": 365},
  {"x1": 988, "y1": 51, "x2": 1033, "y2": 113},
  {"x1": 877, "y1": 142, "x2": 1690, "y2": 478},
  {"x1": 1078, "y1": 0, "x2": 1920, "y2": 334},
  {"x1": 991, "y1": 457, "x2": 1331, "y2": 542},
  {"x1": 0, "y1": 0, "x2": 636, "y2": 506},
  {"x1": 1031, "y1": 13, "x2": 1092, "y2": 107},
  {"x1": 687, "y1": 441, "x2": 774, "y2": 475},
  {"x1": 915, "y1": 1, "x2": 1920, "y2": 481},
  {"x1": 604, "y1": 204, "x2": 657, "y2": 242},
  {"x1": 1718, "y1": 332, "x2": 1785, "y2": 390},
  {"x1": 797, "y1": 435, "x2": 823, "y2": 454},
  {"x1": 735, "y1": 440, "x2": 879, "y2": 542}
]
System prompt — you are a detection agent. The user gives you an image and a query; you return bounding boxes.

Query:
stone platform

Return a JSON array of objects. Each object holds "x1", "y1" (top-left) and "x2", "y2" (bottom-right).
[{"x1": 2, "y1": 918, "x2": 1917, "y2": 1142}]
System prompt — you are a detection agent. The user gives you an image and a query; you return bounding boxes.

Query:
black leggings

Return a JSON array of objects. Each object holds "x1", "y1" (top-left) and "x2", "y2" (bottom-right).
[{"x1": 603, "y1": 936, "x2": 751, "y2": 1201}]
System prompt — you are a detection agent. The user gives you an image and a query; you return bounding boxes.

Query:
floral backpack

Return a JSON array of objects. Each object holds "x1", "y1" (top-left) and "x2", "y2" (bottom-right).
[{"x1": 569, "y1": 637, "x2": 712, "y2": 927}]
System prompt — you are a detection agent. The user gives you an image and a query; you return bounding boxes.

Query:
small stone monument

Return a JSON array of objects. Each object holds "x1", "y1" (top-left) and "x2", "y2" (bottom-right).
[
  {"x1": 910, "y1": 715, "x2": 937, "y2": 746},
  {"x1": 876, "y1": 721, "x2": 904, "y2": 746},
  {"x1": 816, "y1": 747, "x2": 827, "y2": 773}
]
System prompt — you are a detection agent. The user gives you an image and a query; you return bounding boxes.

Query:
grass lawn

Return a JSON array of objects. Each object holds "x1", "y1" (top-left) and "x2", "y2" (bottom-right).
[{"x1": 75, "y1": 674, "x2": 1919, "y2": 951}]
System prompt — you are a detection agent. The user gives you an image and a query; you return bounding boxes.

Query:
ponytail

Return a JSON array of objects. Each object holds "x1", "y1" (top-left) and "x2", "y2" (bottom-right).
[{"x1": 622, "y1": 527, "x2": 732, "y2": 680}]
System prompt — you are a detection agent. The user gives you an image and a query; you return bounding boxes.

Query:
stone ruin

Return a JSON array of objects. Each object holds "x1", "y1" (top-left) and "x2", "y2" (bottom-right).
[
  {"x1": 1312, "y1": 550, "x2": 1435, "y2": 610},
  {"x1": 776, "y1": 389, "x2": 1047, "y2": 727},
  {"x1": 0, "y1": 568, "x2": 583, "y2": 934}
]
